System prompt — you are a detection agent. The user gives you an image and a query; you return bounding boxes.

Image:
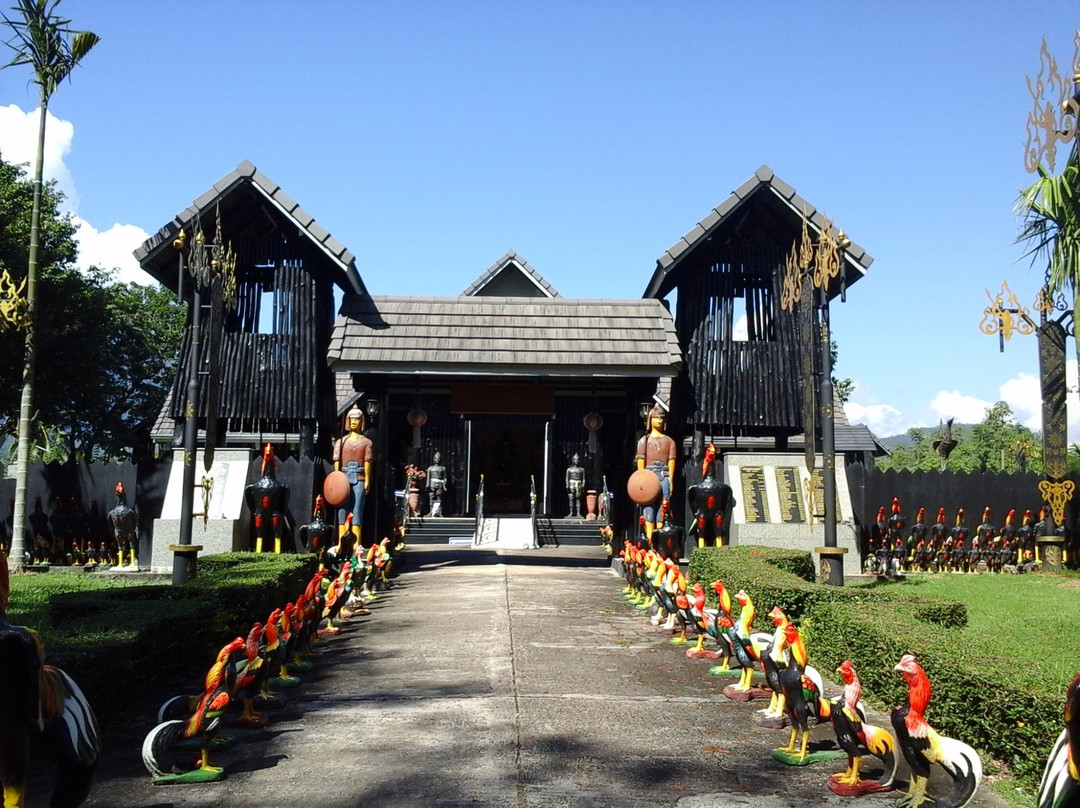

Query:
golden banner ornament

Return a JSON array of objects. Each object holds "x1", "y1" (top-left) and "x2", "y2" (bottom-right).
[{"x1": 1038, "y1": 478, "x2": 1075, "y2": 525}]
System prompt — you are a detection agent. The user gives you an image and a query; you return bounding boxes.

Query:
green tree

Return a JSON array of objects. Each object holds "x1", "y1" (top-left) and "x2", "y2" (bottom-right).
[
  {"x1": 0, "y1": 155, "x2": 184, "y2": 460},
  {"x1": 2, "y1": 0, "x2": 99, "y2": 568}
]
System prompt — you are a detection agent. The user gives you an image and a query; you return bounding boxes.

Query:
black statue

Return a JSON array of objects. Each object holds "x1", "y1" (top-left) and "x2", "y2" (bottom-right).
[{"x1": 245, "y1": 442, "x2": 290, "y2": 554}]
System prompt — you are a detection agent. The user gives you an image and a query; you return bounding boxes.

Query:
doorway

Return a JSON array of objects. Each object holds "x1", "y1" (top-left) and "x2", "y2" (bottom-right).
[{"x1": 469, "y1": 418, "x2": 546, "y2": 514}]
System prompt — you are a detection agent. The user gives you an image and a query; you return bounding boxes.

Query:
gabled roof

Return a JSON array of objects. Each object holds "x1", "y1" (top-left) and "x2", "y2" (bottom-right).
[
  {"x1": 462, "y1": 250, "x2": 560, "y2": 298},
  {"x1": 328, "y1": 296, "x2": 680, "y2": 378},
  {"x1": 133, "y1": 160, "x2": 365, "y2": 295},
  {"x1": 644, "y1": 165, "x2": 873, "y2": 300}
]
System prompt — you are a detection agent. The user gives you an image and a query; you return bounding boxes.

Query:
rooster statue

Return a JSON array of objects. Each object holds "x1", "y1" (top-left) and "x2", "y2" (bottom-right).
[
  {"x1": 891, "y1": 654, "x2": 982, "y2": 808},
  {"x1": 244, "y1": 443, "x2": 290, "y2": 554},
  {"x1": 827, "y1": 660, "x2": 897, "y2": 795},
  {"x1": 0, "y1": 550, "x2": 100, "y2": 808},
  {"x1": 722, "y1": 589, "x2": 773, "y2": 701},
  {"x1": 770, "y1": 621, "x2": 837, "y2": 765},
  {"x1": 107, "y1": 481, "x2": 138, "y2": 568},
  {"x1": 686, "y1": 443, "x2": 734, "y2": 548},
  {"x1": 300, "y1": 494, "x2": 334, "y2": 563},
  {"x1": 1036, "y1": 668, "x2": 1080, "y2": 808},
  {"x1": 142, "y1": 637, "x2": 244, "y2": 783},
  {"x1": 650, "y1": 499, "x2": 684, "y2": 562}
]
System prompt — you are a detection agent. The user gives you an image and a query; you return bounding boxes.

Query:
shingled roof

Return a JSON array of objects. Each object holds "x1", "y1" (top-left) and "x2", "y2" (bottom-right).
[
  {"x1": 328, "y1": 296, "x2": 681, "y2": 378},
  {"x1": 644, "y1": 165, "x2": 873, "y2": 300},
  {"x1": 133, "y1": 160, "x2": 365, "y2": 295},
  {"x1": 462, "y1": 250, "x2": 561, "y2": 298}
]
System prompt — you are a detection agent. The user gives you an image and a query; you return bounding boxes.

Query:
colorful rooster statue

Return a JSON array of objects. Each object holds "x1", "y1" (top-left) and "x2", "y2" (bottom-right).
[
  {"x1": 770, "y1": 622, "x2": 837, "y2": 765},
  {"x1": 142, "y1": 637, "x2": 244, "y2": 783},
  {"x1": 1036, "y1": 668, "x2": 1080, "y2": 808},
  {"x1": 891, "y1": 654, "x2": 982, "y2": 808},
  {"x1": 0, "y1": 550, "x2": 100, "y2": 807},
  {"x1": 721, "y1": 589, "x2": 772, "y2": 701},
  {"x1": 827, "y1": 660, "x2": 897, "y2": 795}
]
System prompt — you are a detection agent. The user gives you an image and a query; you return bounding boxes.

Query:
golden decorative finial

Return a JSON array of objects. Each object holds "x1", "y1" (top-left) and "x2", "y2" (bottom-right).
[
  {"x1": 979, "y1": 281, "x2": 1036, "y2": 341},
  {"x1": 173, "y1": 228, "x2": 187, "y2": 251}
]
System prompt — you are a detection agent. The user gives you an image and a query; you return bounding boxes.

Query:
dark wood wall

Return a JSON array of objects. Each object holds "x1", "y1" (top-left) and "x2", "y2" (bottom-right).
[
  {"x1": 674, "y1": 244, "x2": 803, "y2": 436},
  {"x1": 169, "y1": 241, "x2": 338, "y2": 451}
]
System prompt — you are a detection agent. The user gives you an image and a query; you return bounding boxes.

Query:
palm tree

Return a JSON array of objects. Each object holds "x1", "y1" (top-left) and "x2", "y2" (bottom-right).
[
  {"x1": 2, "y1": 0, "x2": 98, "y2": 570},
  {"x1": 1016, "y1": 141, "x2": 1080, "y2": 350}
]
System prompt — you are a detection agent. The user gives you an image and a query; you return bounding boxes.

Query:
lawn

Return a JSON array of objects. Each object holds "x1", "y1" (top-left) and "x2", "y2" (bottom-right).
[{"x1": 850, "y1": 570, "x2": 1080, "y2": 692}]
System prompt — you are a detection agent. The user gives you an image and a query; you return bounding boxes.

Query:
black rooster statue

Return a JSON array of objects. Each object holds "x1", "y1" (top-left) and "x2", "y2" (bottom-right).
[
  {"x1": 650, "y1": 499, "x2": 684, "y2": 562},
  {"x1": 0, "y1": 550, "x2": 100, "y2": 807},
  {"x1": 245, "y1": 443, "x2": 290, "y2": 554},
  {"x1": 891, "y1": 654, "x2": 982, "y2": 808},
  {"x1": 107, "y1": 481, "x2": 138, "y2": 568},
  {"x1": 1036, "y1": 668, "x2": 1080, "y2": 808},
  {"x1": 300, "y1": 493, "x2": 334, "y2": 561},
  {"x1": 686, "y1": 443, "x2": 734, "y2": 548},
  {"x1": 933, "y1": 417, "x2": 958, "y2": 471}
]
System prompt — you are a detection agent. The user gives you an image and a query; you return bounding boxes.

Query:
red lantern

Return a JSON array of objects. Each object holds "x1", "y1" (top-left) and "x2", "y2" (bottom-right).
[
  {"x1": 407, "y1": 407, "x2": 428, "y2": 448},
  {"x1": 583, "y1": 411, "x2": 603, "y2": 453}
]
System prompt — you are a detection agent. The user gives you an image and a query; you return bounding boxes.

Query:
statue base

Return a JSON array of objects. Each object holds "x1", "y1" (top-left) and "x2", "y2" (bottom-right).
[
  {"x1": 708, "y1": 664, "x2": 742, "y2": 677},
  {"x1": 685, "y1": 647, "x2": 723, "y2": 660},
  {"x1": 770, "y1": 746, "x2": 846, "y2": 766},
  {"x1": 722, "y1": 684, "x2": 771, "y2": 702},
  {"x1": 152, "y1": 766, "x2": 227, "y2": 785},
  {"x1": 752, "y1": 710, "x2": 789, "y2": 729},
  {"x1": 827, "y1": 775, "x2": 893, "y2": 796}
]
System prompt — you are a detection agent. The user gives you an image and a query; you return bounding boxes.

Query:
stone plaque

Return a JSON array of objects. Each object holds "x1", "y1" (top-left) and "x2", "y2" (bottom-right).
[
  {"x1": 775, "y1": 467, "x2": 805, "y2": 524},
  {"x1": 740, "y1": 466, "x2": 769, "y2": 523}
]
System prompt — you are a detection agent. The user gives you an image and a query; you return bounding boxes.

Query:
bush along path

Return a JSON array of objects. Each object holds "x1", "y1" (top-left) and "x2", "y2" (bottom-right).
[{"x1": 139, "y1": 538, "x2": 396, "y2": 785}]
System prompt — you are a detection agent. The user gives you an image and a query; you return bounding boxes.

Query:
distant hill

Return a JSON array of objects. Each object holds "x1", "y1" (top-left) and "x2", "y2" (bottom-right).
[{"x1": 878, "y1": 424, "x2": 976, "y2": 451}]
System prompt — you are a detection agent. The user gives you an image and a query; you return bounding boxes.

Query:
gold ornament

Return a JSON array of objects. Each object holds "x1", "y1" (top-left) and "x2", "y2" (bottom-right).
[
  {"x1": 979, "y1": 281, "x2": 1036, "y2": 342},
  {"x1": 1038, "y1": 478, "x2": 1075, "y2": 525}
]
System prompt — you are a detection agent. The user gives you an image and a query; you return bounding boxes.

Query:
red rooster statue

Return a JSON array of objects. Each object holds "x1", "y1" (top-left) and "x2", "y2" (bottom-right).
[
  {"x1": 1036, "y1": 668, "x2": 1080, "y2": 808},
  {"x1": 107, "y1": 481, "x2": 138, "y2": 568},
  {"x1": 0, "y1": 550, "x2": 100, "y2": 807},
  {"x1": 891, "y1": 654, "x2": 982, "y2": 808},
  {"x1": 142, "y1": 638, "x2": 244, "y2": 783},
  {"x1": 687, "y1": 443, "x2": 734, "y2": 548}
]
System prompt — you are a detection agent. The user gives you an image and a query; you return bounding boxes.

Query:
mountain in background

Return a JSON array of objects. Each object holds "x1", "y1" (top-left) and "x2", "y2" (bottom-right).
[{"x1": 878, "y1": 424, "x2": 977, "y2": 451}]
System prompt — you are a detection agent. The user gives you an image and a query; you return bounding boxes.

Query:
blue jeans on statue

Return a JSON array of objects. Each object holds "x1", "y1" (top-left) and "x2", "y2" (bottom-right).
[
  {"x1": 337, "y1": 461, "x2": 366, "y2": 527},
  {"x1": 642, "y1": 462, "x2": 670, "y2": 524}
]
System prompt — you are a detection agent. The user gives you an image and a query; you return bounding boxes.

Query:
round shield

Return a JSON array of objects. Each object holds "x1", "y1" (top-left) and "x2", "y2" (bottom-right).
[
  {"x1": 627, "y1": 468, "x2": 661, "y2": 505},
  {"x1": 323, "y1": 470, "x2": 351, "y2": 507}
]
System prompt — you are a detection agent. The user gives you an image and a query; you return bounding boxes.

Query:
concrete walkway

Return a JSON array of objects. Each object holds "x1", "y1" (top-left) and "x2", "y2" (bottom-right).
[{"x1": 73, "y1": 545, "x2": 1015, "y2": 808}]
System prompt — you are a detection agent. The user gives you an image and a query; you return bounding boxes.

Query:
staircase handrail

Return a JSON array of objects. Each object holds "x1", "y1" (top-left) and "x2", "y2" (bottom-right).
[
  {"x1": 599, "y1": 475, "x2": 611, "y2": 523},
  {"x1": 529, "y1": 475, "x2": 538, "y2": 549},
  {"x1": 473, "y1": 474, "x2": 485, "y2": 546}
]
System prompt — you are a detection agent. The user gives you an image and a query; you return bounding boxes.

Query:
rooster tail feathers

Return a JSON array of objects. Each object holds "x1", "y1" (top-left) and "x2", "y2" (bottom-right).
[
  {"x1": 1036, "y1": 729, "x2": 1072, "y2": 808},
  {"x1": 933, "y1": 735, "x2": 984, "y2": 808},
  {"x1": 39, "y1": 666, "x2": 99, "y2": 808},
  {"x1": 141, "y1": 720, "x2": 188, "y2": 777},
  {"x1": 862, "y1": 722, "x2": 898, "y2": 787}
]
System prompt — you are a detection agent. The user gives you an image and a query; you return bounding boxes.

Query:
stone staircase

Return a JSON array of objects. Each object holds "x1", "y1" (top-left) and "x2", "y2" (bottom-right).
[
  {"x1": 535, "y1": 517, "x2": 606, "y2": 547},
  {"x1": 402, "y1": 516, "x2": 475, "y2": 545}
]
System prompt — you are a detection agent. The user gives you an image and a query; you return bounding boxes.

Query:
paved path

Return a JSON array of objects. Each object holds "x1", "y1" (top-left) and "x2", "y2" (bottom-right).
[{"x1": 70, "y1": 546, "x2": 1014, "y2": 808}]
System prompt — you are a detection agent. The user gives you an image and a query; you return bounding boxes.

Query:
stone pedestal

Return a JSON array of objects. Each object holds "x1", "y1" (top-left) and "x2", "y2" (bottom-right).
[
  {"x1": 151, "y1": 448, "x2": 253, "y2": 572},
  {"x1": 1038, "y1": 536, "x2": 1068, "y2": 570}
]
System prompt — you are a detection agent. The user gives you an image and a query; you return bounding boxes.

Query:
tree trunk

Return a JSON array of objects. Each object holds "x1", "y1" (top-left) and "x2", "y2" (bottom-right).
[{"x1": 9, "y1": 98, "x2": 48, "y2": 571}]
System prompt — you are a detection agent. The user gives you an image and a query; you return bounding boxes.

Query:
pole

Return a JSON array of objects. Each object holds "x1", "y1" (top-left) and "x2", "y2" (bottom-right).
[
  {"x1": 819, "y1": 286, "x2": 844, "y2": 586},
  {"x1": 174, "y1": 283, "x2": 202, "y2": 585}
]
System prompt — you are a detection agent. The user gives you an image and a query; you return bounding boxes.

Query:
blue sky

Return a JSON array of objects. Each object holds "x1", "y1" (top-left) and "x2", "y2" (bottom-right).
[{"x1": 1, "y1": 1, "x2": 1078, "y2": 440}]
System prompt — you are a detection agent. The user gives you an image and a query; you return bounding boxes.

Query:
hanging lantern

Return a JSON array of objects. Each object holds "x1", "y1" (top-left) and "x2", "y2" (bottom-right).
[
  {"x1": 407, "y1": 407, "x2": 428, "y2": 448},
  {"x1": 583, "y1": 411, "x2": 603, "y2": 454}
]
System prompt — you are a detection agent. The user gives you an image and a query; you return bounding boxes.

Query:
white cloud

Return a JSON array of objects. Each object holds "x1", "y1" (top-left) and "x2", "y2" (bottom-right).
[
  {"x1": 0, "y1": 104, "x2": 153, "y2": 285},
  {"x1": 0, "y1": 104, "x2": 78, "y2": 209},
  {"x1": 928, "y1": 390, "x2": 995, "y2": 425},
  {"x1": 843, "y1": 400, "x2": 907, "y2": 437},
  {"x1": 73, "y1": 217, "x2": 154, "y2": 285}
]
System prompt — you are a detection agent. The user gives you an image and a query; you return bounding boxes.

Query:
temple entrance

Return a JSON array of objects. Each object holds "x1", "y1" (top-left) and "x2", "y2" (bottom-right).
[{"x1": 469, "y1": 417, "x2": 547, "y2": 515}]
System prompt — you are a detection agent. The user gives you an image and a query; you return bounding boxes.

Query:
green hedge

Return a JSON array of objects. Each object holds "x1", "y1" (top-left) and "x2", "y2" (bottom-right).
[
  {"x1": 686, "y1": 546, "x2": 968, "y2": 631},
  {"x1": 686, "y1": 545, "x2": 1054, "y2": 786},
  {"x1": 803, "y1": 599, "x2": 1057, "y2": 785},
  {"x1": 18, "y1": 552, "x2": 319, "y2": 723}
]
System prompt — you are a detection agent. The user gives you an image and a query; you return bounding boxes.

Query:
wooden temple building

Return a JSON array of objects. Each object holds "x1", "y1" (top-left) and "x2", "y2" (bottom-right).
[{"x1": 138, "y1": 162, "x2": 883, "y2": 558}]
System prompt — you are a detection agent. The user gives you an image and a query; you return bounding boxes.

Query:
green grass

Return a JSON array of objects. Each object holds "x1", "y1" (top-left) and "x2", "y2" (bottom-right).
[{"x1": 850, "y1": 570, "x2": 1080, "y2": 691}]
